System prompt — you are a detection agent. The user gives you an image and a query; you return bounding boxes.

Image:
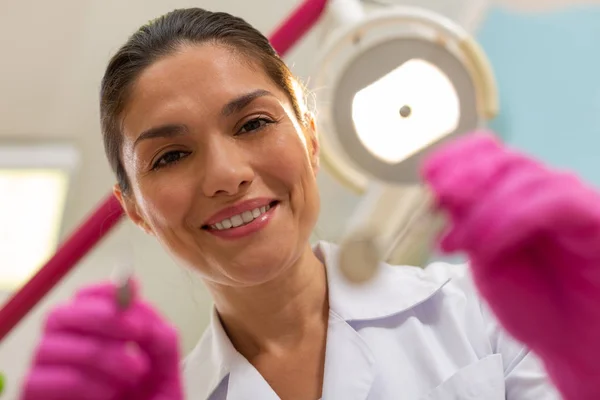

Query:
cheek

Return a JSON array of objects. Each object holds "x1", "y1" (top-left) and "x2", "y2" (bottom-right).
[
  {"x1": 136, "y1": 178, "x2": 194, "y2": 230},
  {"x1": 263, "y1": 132, "x2": 320, "y2": 220},
  {"x1": 262, "y1": 133, "x2": 313, "y2": 187}
]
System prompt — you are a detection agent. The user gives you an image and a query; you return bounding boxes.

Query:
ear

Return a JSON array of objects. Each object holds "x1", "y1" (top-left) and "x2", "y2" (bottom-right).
[
  {"x1": 305, "y1": 112, "x2": 320, "y2": 173},
  {"x1": 113, "y1": 184, "x2": 154, "y2": 236}
]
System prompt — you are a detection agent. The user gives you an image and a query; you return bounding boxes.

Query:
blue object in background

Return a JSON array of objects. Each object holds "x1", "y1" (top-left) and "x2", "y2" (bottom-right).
[
  {"x1": 431, "y1": 5, "x2": 600, "y2": 264},
  {"x1": 476, "y1": 5, "x2": 600, "y2": 187}
]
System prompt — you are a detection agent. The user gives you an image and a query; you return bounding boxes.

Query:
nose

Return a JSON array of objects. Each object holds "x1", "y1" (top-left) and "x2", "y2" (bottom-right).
[{"x1": 200, "y1": 138, "x2": 255, "y2": 197}]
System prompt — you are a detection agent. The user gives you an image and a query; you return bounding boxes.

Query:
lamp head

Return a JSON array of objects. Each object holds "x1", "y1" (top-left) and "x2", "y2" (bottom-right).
[
  {"x1": 313, "y1": 6, "x2": 499, "y2": 277},
  {"x1": 315, "y1": 6, "x2": 498, "y2": 191}
]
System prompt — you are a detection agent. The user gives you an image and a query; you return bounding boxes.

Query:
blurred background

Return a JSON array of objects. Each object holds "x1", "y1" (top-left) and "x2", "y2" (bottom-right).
[{"x1": 1, "y1": 0, "x2": 599, "y2": 398}]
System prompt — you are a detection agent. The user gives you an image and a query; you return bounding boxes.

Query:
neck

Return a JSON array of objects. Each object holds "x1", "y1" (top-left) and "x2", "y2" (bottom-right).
[{"x1": 206, "y1": 244, "x2": 328, "y2": 357}]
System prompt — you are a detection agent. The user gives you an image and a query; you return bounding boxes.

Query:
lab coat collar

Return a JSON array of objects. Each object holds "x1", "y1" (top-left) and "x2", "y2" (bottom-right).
[
  {"x1": 315, "y1": 241, "x2": 450, "y2": 322},
  {"x1": 185, "y1": 241, "x2": 450, "y2": 399},
  {"x1": 320, "y1": 309, "x2": 376, "y2": 399},
  {"x1": 183, "y1": 308, "x2": 239, "y2": 399}
]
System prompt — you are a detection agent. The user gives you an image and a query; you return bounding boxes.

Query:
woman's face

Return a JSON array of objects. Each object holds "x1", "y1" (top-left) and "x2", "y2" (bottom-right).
[{"x1": 116, "y1": 44, "x2": 320, "y2": 286}]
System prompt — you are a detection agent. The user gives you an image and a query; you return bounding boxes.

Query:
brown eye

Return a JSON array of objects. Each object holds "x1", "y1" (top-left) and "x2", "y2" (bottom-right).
[
  {"x1": 152, "y1": 151, "x2": 189, "y2": 170},
  {"x1": 238, "y1": 117, "x2": 273, "y2": 134}
]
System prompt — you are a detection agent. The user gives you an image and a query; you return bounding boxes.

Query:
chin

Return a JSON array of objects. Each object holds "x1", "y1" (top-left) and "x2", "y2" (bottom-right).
[{"x1": 222, "y1": 238, "x2": 302, "y2": 286}]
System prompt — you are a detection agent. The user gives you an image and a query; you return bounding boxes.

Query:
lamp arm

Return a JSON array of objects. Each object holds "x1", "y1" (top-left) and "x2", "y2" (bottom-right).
[{"x1": 328, "y1": 0, "x2": 365, "y2": 29}]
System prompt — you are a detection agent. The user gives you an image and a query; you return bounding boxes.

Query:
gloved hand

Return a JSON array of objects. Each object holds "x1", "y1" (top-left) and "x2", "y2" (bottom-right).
[
  {"x1": 20, "y1": 281, "x2": 183, "y2": 400},
  {"x1": 421, "y1": 131, "x2": 600, "y2": 400}
]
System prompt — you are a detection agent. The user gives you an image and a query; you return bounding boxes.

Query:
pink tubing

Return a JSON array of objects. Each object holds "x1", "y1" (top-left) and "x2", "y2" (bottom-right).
[
  {"x1": 269, "y1": 0, "x2": 328, "y2": 56},
  {"x1": 0, "y1": 0, "x2": 329, "y2": 343}
]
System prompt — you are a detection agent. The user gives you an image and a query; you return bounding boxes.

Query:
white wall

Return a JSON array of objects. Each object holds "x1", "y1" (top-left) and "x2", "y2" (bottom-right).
[{"x1": 0, "y1": 0, "x2": 487, "y2": 398}]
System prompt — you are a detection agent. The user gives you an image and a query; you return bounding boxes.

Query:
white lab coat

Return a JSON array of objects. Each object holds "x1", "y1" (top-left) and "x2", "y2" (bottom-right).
[{"x1": 183, "y1": 241, "x2": 561, "y2": 399}]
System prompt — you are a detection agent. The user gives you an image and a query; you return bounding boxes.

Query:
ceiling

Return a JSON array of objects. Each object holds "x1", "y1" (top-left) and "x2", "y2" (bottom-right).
[{"x1": 0, "y1": 0, "x2": 486, "y2": 140}]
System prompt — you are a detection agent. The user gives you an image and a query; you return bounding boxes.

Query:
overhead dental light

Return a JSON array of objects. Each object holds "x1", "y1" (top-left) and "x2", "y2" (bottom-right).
[{"x1": 313, "y1": 0, "x2": 499, "y2": 281}]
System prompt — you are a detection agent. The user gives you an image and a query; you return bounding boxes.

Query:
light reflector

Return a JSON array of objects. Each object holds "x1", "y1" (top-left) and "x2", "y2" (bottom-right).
[{"x1": 352, "y1": 58, "x2": 460, "y2": 164}]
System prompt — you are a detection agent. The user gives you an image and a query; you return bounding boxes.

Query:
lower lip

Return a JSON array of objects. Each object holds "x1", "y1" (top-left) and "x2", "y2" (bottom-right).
[{"x1": 206, "y1": 204, "x2": 277, "y2": 240}]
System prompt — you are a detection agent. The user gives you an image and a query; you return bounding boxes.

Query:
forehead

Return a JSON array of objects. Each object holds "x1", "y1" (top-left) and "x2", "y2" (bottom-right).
[{"x1": 123, "y1": 44, "x2": 283, "y2": 127}]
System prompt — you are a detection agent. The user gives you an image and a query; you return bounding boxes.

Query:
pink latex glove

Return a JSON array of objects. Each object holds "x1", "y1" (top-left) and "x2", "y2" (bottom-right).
[
  {"x1": 421, "y1": 131, "x2": 600, "y2": 400},
  {"x1": 20, "y1": 281, "x2": 183, "y2": 400}
]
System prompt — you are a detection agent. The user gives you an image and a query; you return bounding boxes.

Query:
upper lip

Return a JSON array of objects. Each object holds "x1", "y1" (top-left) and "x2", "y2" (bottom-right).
[{"x1": 203, "y1": 198, "x2": 275, "y2": 226}]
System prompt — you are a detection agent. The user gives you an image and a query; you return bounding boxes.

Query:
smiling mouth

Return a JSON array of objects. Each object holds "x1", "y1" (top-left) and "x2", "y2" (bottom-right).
[{"x1": 202, "y1": 201, "x2": 279, "y2": 231}]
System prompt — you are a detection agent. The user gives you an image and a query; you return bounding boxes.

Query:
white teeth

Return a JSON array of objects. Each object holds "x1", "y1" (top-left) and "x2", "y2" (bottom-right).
[
  {"x1": 210, "y1": 204, "x2": 273, "y2": 230},
  {"x1": 231, "y1": 215, "x2": 243, "y2": 227},
  {"x1": 241, "y1": 211, "x2": 253, "y2": 223}
]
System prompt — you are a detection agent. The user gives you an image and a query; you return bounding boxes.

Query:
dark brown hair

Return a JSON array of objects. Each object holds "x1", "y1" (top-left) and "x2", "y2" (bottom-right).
[{"x1": 100, "y1": 8, "x2": 307, "y2": 194}]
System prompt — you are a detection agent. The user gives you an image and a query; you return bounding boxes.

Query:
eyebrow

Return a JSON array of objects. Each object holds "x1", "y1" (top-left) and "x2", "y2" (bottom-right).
[
  {"x1": 133, "y1": 89, "x2": 273, "y2": 148},
  {"x1": 133, "y1": 124, "x2": 188, "y2": 148},
  {"x1": 221, "y1": 89, "x2": 274, "y2": 117}
]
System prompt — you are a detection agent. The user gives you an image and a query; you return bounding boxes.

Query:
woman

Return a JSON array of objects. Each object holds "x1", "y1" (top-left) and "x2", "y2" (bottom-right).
[{"x1": 20, "y1": 8, "x2": 600, "y2": 400}]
